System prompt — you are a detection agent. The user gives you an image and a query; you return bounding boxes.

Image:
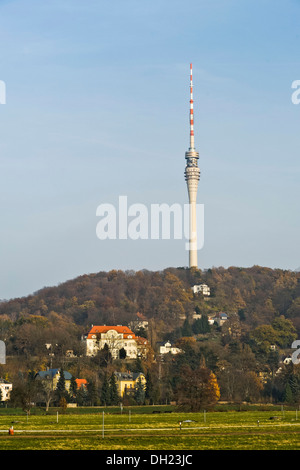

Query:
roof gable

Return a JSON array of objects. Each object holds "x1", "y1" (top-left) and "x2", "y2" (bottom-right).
[
  {"x1": 36, "y1": 369, "x2": 72, "y2": 380},
  {"x1": 87, "y1": 325, "x2": 136, "y2": 339},
  {"x1": 114, "y1": 371, "x2": 145, "y2": 382}
]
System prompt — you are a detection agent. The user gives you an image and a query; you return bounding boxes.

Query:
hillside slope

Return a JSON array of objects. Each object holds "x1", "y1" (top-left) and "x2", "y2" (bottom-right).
[{"x1": 0, "y1": 265, "x2": 299, "y2": 356}]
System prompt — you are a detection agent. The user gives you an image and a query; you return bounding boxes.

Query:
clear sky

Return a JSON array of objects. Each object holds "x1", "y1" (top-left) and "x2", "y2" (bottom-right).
[{"x1": 0, "y1": 0, "x2": 300, "y2": 299}]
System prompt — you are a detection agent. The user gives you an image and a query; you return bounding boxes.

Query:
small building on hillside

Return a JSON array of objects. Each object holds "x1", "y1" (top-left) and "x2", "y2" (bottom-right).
[
  {"x1": 128, "y1": 312, "x2": 149, "y2": 332},
  {"x1": 192, "y1": 312, "x2": 202, "y2": 320},
  {"x1": 191, "y1": 284, "x2": 210, "y2": 296},
  {"x1": 208, "y1": 312, "x2": 228, "y2": 326},
  {"x1": 216, "y1": 312, "x2": 228, "y2": 326},
  {"x1": 114, "y1": 371, "x2": 146, "y2": 398},
  {"x1": 35, "y1": 368, "x2": 73, "y2": 391},
  {"x1": 159, "y1": 341, "x2": 182, "y2": 355},
  {"x1": 0, "y1": 378, "x2": 12, "y2": 402}
]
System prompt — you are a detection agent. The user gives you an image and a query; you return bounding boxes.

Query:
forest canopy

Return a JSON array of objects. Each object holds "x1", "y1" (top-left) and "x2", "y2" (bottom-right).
[{"x1": 0, "y1": 265, "x2": 299, "y2": 328}]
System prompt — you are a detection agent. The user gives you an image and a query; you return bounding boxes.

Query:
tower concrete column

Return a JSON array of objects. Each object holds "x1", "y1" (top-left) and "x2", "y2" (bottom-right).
[{"x1": 184, "y1": 64, "x2": 200, "y2": 268}]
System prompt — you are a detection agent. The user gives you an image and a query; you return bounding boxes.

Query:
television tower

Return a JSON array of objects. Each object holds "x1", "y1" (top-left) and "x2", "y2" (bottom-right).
[{"x1": 184, "y1": 63, "x2": 200, "y2": 268}]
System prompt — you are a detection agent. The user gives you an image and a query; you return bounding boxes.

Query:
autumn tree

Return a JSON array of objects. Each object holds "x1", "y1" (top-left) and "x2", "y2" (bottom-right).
[
  {"x1": 238, "y1": 371, "x2": 263, "y2": 402},
  {"x1": 249, "y1": 316, "x2": 297, "y2": 358},
  {"x1": 36, "y1": 377, "x2": 55, "y2": 411},
  {"x1": 175, "y1": 366, "x2": 220, "y2": 411},
  {"x1": 92, "y1": 344, "x2": 112, "y2": 368},
  {"x1": 9, "y1": 372, "x2": 39, "y2": 414}
]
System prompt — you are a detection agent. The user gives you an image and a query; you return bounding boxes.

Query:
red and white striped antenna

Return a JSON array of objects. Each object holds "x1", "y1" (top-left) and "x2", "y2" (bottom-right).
[{"x1": 189, "y1": 63, "x2": 195, "y2": 150}]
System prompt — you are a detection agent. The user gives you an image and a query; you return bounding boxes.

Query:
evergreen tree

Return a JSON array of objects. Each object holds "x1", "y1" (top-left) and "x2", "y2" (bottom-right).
[
  {"x1": 101, "y1": 374, "x2": 110, "y2": 406},
  {"x1": 181, "y1": 318, "x2": 193, "y2": 337},
  {"x1": 87, "y1": 380, "x2": 98, "y2": 406},
  {"x1": 192, "y1": 315, "x2": 210, "y2": 334},
  {"x1": 76, "y1": 385, "x2": 88, "y2": 406},
  {"x1": 56, "y1": 369, "x2": 68, "y2": 402},
  {"x1": 195, "y1": 306, "x2": 201, "y2": 316},
  {"x1": 284, "y1": 383, "x2": 294, "y2": 404},
  {"x1": 289, "y1": 375, "x2": 300, "y2": 403},
  {"x1": 134, "y1": 377, "x2": 145, "y2": 405},
  {"x1": 238, "y1": 309, "x2": 246, "y2": 322},
  {"x1": 145, "y1": 371, "x2": 154, "y2": 404},
  {"x1": 109, "y1": 373, "x2": 119, "y2": 405},
  {"x1": 70, "y1": 376, "x2": 77, "y2": 402}
]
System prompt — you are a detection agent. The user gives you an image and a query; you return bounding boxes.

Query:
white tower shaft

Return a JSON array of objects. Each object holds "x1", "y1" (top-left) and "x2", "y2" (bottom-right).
[{"x1": 184, "y1": 63, "x2": 200, "y2": 268}]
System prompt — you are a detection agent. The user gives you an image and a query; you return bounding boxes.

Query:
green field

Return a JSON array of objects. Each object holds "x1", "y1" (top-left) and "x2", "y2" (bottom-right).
[{"x1": 0, "y1": 407, "x2": 299, "y2": 450}]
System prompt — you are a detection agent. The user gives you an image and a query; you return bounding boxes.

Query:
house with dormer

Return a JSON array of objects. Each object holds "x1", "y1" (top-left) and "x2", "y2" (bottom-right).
[
  {"x1": 114, "y1": 371, "x2": 146, "y2": 398},
  {"x1": 84, "y1": 325, "x2": 148, "y2": 360},
  {"x1": 35, "y1": 368, "x2": 73, "y2": 391}
]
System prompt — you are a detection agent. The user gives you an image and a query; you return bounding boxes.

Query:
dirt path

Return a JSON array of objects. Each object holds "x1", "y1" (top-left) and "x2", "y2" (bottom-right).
[{"x1": 1, "y1": 428, "x2": 300, "y2": 439}]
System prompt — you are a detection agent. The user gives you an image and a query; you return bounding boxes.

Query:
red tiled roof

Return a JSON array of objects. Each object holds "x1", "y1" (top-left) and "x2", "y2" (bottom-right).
[
  {"x1": 87, "y1": 325, "x2": 136, "y2": 339},
  {"x1": 75, "y1": 378, "x2": 87, "y2": 389}
]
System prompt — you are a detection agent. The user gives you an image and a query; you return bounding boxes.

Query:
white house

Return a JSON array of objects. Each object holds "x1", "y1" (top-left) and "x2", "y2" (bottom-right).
[
  {"x1": 84, "y1": 325, "x2": 148, "y2": 359},
  {"x1": 159, "y1": 341, "x2": 182, "y2": 355},
  {"x1": 217, "y1": 312, "x2": 228, "y2": 326},
  {"x1": 0, "y1": 379, "x2": 12, "y2": 401},
  {"x1": 128, "y1": 312, "x2": 149, "y2": 332},
  {"x1": 208, "y1": 312, "x2": 228, "y2": 326},
  {"x1": 191, "y1": 284, "x2": 210, "y2": 296}
]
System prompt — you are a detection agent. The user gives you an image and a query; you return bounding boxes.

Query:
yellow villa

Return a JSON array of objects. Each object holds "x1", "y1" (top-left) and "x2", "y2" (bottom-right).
[{"x1": 114, "y1": 371, "x2": 146, "y2": 398}]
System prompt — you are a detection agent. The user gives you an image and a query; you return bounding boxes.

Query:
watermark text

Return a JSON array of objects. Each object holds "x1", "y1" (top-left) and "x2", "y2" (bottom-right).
[
  {"x1": 291, "y1": 80, "x2": 300, "y2": 105},
  {"x1": 0, "y1": 80, "x2": 6, "y2": 104},
  {"x1": 96, "y1": 196, "x2": 204, "y2": 251}
]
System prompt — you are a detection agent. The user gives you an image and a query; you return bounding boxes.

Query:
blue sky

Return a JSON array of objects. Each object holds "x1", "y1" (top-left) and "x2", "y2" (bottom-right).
[{"x1": 0, "y1": 0, "x2": 300, "y2": 299}]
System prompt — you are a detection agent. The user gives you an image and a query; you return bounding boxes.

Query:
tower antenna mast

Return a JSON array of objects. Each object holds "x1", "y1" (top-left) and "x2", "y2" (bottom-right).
[{"x1": 189, "y1": 63, "x2": 195, "y2": 150}]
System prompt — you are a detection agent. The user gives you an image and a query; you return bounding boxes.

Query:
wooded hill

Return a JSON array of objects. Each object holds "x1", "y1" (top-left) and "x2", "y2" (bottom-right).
[{"x1": 0, "y1": 265, "x2": 299, "y2": 356}]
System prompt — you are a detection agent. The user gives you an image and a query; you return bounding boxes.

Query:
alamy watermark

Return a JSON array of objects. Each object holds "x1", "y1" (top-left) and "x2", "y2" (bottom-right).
[
  {"x1": 291, "y1": 80, "x2": 300, "y2": 105},
  {"x1": 96, "y1": 196, "x2": 204, "y2": 251},
  {"x1": 0, "y1": 80, "x2": 6, "y2": 104},
  {"x1": 291, "y1": 340, "x2": 300, "y2": 365},
  {"x1": 0, "y1": 340, "x2": 6, "y2": 364}
]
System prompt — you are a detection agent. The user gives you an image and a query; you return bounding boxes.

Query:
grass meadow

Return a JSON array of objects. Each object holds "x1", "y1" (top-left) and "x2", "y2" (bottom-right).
[{"x1": 0, "y1": 406, "x2": 299, "y2": 450}]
